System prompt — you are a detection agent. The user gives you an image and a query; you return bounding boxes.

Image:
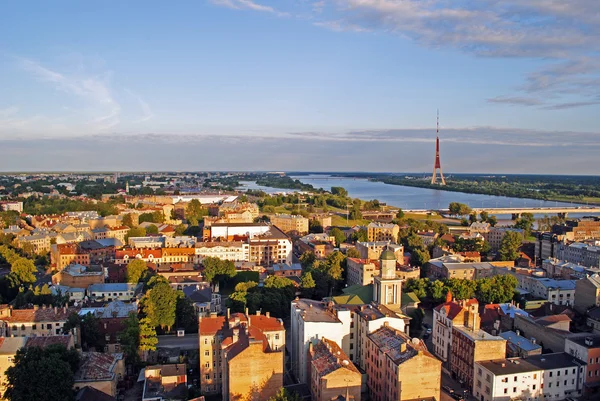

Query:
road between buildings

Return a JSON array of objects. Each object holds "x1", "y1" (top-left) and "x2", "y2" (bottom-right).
[{"x1": 157, "y1": 333, "x2": 199, "y2": 349}]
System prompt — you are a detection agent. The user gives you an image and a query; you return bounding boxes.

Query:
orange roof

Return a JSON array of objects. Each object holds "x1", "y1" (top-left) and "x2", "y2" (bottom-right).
[
  {"x1": 2, "y1": 307, "x2": 78, "y2": 323},
  {"x1": 249, "y1": 315, "x2": 284, "y2": 332},
  {"x1": 434, "y1": 302, "x2": 465, "y2": 320},
  {"x1": 199, "y1": 316, "x2": 226, "y2": 335}
]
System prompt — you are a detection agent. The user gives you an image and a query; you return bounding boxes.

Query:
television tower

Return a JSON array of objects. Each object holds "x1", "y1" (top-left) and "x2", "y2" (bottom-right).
[{"x1": 431, "y1": 110, "x2": 446, "y2": 185}]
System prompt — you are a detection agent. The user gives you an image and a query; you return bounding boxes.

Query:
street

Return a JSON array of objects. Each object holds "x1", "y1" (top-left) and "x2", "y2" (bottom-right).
[{"x1": 157, "y1": 333, "x2": 199, "y2": 349}]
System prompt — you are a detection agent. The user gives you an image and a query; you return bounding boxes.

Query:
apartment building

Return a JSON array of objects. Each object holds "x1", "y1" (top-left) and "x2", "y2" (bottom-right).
[
  {"x1": 557, "y1": 242, "x2": 600, "y2": 268},
  {"x1": 366, "y1": 324, "x2": 441, "y2": 401},
  {"x1": 195, "y1": 241, "x2": 248, "y2": 262},
  {"x1": 198, "y1": 311, "x2": 285, "y2": 400},
  {"x1": 488, "y1": 227, "x2": 524, "y2": 251},
  {"x1": 270, "y1": 214, "x2": 309, "y2": 235},
  {"x1": 518, "y1": 277, "x2": 577, "y2": 306},
  {"x1": 367, "y1": 222, "x2": 399, "y2": 242},
  {"x1": 346, "y1": 258, "x2": 379, "y2": 287},
  {"x1": 114, "y1": 249, "x2": 162, "y2": 265},
  {"x1": 433, "y1": 297, "x2": 474, "y2": 363},
  {"x1": 450, "y1": 300, "x2": 507, "y2": 390},
  {"x1": 0, "y1": 305, "x2": 79, "y2": 337},
  {"x1": 162, "y1": 247, "x2": 196, "y2": 264},
  {"x1": 356, "y1": 241, "x2": 403, "y2": 260},
  {"x1": 309, "y1": 338, "x2": 362, "y2": 401},
  {"x1": 565, "y1": 335, "x2": 600, "y2": 396},
  {"x1": 247, "y1": 226, "x2": 292, "y2": 266},
  {"x1": 295, "y1": 233, "x2": 336, "y2": 259},
  {"x1": 17, "y1": 234, "x2": 51, "y2": 253},
  {"x1": 474, "y1": 353, "x2": 586, "y2": 401},
  {"x1": 574, "y1": 274, "x2": 600, "y2": 314}
]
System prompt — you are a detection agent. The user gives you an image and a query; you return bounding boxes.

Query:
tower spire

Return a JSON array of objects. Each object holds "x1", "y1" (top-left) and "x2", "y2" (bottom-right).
[{"x1": 431, "y1": 110, "x2": 446, "y2": 185}]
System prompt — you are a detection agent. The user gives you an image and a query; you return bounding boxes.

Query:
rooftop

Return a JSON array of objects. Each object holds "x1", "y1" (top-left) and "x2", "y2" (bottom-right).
[
  {"x1": 0, "y1": 337, "x2": 27, "y2": 354},
  {"x1": 567, "y1": 334, "x2": 600, "y2": 348},
  {"x1": 477, "y1": 358, "x2": 542, "y2": 376},
  {"x1": 88, "y1": 283, "x2": 142, "y2": 293},
  {"x1": 367, "y1": 325, "x2": 430, "y2": 365},
  {"x1": 535, "y1": 278, "x2": 577, "y2": 290},
  {"x1": 292, "y1": 299, "x2": 343, "y2": 323},
  {"x1": 526, "y1": 352, "x2": 586, "y2": 370},
  {"x1": 453, "y1": 325, "x2": 506, "y2": 342},
  {"x1": 499, "y1": 331, "x2": 541, "y2": 352},
  {"x1": 74, "y1": 352, "x2": 123, "y2": 382},
  {"x1": 1, "y1": 306, "x2": 79, "y2": 323},
  {"x1": 311, "y1": 338, "x2": 360, "y2": 377}
]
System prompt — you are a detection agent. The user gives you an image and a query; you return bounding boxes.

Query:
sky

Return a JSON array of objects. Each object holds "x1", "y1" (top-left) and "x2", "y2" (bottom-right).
[{"x1": 0, "y1": 0, "x2": 599, "y2": 173}]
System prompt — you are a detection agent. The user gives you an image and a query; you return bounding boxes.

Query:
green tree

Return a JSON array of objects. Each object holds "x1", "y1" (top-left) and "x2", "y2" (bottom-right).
[
  {"x1": 146, "y1": 224, "x2": 159, "y2": 235},
  {"x1": 139, "y1": 317, "x2": 158, "y2": 352},
  {"x1": 143, "y1": 281, "x2": 178, "y2": 330},
  {"x1": 396, "y1": 209, "x2": 405, "y2": 219},
  {"x1": 174, "y1": 224, "x2": 187, "y2": 236},
  {"x1": 487, "y1": 215, "x2": 498, "y2": 227},
  {"x1": 202, "y1": 257, "x2": 236, "y2": 284},
  {"x1": 122, "y1": 213, "x2": 134, "y2": 228},
  {"x1": 405, "y1": 234, "x2": 425, "y2": 251},
  {"x1": 498, "y1": 231, "x2": 523, "y2": 261},
  {"x1": 351, "y1": 228, "x2": 368, "y2": 242},
  {"x1": 300, "y1": 272, "x2": 316, "y2": 298},
  {"x1": 479, "y1": 211, "x2": 489, "y2": 222},
  {"x1": 5, "y1": 345, "x2": 80, "y2": 401},
  {"x1": 515, "y1": 213, "x2": 535, "y2": 237},
  {"x1": 446, "y1": 278, "x2": 477, "y2": 300},
  {"x1": 331, "y1": 187, "x2": 348, "y2": 197},
  {"x1": 120, "y1": 313, "x2": 141, "y2": 364},
  {"x1": 10, "y1": 258, "x2": 37, "y2": 285},
  {"x1": 264, "y1": 276, "x2": 296, "y2": 289},
  {"x1": 329, "y1": 227, "x2": 346, "y2": 247},
  {"x1": 449, "y1": 202, "x2": 472, "y2": 216},
  {"x1": 476, "y1": 275, "x2": 518, "y2": 304},
  {"x1": 300, "y1": 251, "x2": 316, "y2": 269},
  {"x1": 175, "y1": 293, "x2": 198, "y2": 333},
  {"x1": 126, "y1": 259, "x2": 148, "y2": 283},
  {"x1": 185, "y1": 199, "x2": 208, "y2": 224},
  {"x1": 410, "y1": 248, "x2": 430, "y2": 267},
  {"x1": 268, "y1": 388, "x2": 301, "y2": 401},
  {"x1": 125, "y1": 226, "x2": 146, "y2": 242},
  {"x1": 428, "y1": 280, "x2": 448, "y2": 303},
  {"x1": 349, "y1": 205, "x2": 362, "y2": 220},
  {"x1": 404, "y1": 278, "x2": 429, "y2": 300},
  {"x1": 346, "y1": 247, "x2": 361, "y2": 258}
]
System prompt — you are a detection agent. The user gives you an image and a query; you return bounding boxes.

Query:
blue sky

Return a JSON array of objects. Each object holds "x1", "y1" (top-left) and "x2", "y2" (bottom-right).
[{"x1": 0, "y1": 0, "x2": 599, "y2": 173}]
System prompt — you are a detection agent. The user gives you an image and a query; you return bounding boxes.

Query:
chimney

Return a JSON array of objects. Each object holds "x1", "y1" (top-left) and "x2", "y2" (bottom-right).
[
  {"x1": 227, "y1": 308, "x2": 230, "y2": 319},
  {"x1": 256, "y1": 310, "x2": 261, "y2": 316},
  {"x1": 245, "y1": 308, "x2": 249, "y2": 316},
  {"x1": 232, "y1": 328, "x2": 239, "y2": 344},
  {"x1": 63, "y1": 306, "x2": 67, "y2": 314},
  {"x1": 266, "y1": 312, "x2": 270, "y2": 318},
  {"x1": 54, "y1": 306, "x2": 58, "y2": 314},
  {"x1": 33, "y1": 305, "x2": 39, "y2": 311},
  {"x1": 400, "y1": 342, "x2": 407, "y2": 352}
]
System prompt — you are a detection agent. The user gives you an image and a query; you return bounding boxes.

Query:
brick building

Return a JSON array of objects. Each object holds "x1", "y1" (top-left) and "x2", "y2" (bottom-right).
[{"x1": 366, "y1": 324, "x2": 441, "y2": 401}]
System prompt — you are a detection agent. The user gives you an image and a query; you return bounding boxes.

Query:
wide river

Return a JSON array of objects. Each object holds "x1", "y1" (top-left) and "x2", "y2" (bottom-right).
[{"x1": 239, "y1": 175, "x2": 593, "y2": 217}]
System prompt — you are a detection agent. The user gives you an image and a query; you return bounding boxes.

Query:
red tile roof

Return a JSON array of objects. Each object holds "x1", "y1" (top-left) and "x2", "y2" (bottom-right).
[
  {"x1": 25, "y1": 335, "x2": 72, "y2": 349},
  {"x1": 434, "y1": 302, "x2": 465, "y2": 321},
  {"x1": 1, "y1": 307, "x2": 78, "y2": 323},
  {"x1": 199, "y1": 316, "x2": 226, "y2": 335}
]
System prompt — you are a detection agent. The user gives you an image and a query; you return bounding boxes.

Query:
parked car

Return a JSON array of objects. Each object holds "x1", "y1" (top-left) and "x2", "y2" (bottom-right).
[
  {"x1": 442, "y1": 386, "x2": 454, "y2": 394},
  {"x1": 426, "y1": 328, "x2": 432, "y2": 335},
  {"x1": 451, "y1": 393, "x2": 465, "y2": 401}
]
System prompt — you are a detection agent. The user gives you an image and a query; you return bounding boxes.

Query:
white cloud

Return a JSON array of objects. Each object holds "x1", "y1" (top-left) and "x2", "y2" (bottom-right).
[
  {"x1": 18, "y1": 57, "x2": 121, "y2": 130},
  {"x1": 309, "y1": 0, "x2": 600, "y2": 108},
  {"x1": 125, "y1": 89, "x2": 154, "y2": 123},
  {"x1": 209, "y1": 0, "x2": 289, "y2": 17}
]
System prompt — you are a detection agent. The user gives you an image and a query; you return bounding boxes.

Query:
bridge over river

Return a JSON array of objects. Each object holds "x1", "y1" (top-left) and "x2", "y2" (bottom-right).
[{"x1": 404, "y1": 206, "x2": 600, "y2": 219}]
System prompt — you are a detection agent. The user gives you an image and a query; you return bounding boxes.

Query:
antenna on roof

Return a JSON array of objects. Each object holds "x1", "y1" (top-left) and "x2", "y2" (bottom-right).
[{"x1": 437, "y1": 108, "x2": 439, "y2": 135}]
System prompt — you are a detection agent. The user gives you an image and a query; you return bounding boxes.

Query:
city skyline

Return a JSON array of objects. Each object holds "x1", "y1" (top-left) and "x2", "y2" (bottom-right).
[{"x1": 1, "y1": 0, "x2": 599, "y2": 173}]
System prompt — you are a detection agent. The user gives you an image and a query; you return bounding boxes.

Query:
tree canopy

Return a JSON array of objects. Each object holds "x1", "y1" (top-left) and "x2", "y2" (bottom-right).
[
  {"x1": 202, "y1": 257, "x2": 236, "y2": 284},
  {"x1": 4, "y1": 345, "x2": 80, "y2": 401},
  {"x1": 126, "y1": 259, "x2": 148, "y2": 283},
  {"x1": 498, "y1": 231, "x2": 523, "y2": 261},
  {"x1": 143, "y1": 278, "x2": 178, "y2": 330}
]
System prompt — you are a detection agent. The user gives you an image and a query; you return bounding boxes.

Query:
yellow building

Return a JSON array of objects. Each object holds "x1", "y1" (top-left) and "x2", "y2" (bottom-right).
[
  {"x1": 366, "y1": 324, "x2": 441, "y2": 401},
  {"x1": 309, "y1": 338, "x2": 362, "y2": 401},
  {"x1": 199, "y1": 311, "x2": 285, "y2": 400},
  {"x1": 270, "y1": 214, "x2": 309, "y2": 235},
  {"x1": 367, "y1": 222, "x2": 400, "y2": 243}
]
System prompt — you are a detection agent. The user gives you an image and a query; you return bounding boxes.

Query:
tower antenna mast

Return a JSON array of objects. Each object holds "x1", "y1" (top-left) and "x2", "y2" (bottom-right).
[{"x1": 431, "y1": 109, "x2": 446, "y2": 185}]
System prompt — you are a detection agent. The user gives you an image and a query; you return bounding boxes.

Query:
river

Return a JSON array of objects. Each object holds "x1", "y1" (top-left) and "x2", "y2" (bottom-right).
[{"x1": 238, "y1": 175, "x2": 594, "y2": 218}]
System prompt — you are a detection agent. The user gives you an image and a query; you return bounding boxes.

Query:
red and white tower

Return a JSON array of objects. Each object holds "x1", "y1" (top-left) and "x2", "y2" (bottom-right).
[{"x1": 431, "y1": 110, "x2": 446, "y2": 185}]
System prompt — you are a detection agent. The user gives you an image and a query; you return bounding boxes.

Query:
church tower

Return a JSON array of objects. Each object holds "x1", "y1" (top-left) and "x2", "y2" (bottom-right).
[{"x1": 373, "y1": 247, "x2": 403, "y2": 311}]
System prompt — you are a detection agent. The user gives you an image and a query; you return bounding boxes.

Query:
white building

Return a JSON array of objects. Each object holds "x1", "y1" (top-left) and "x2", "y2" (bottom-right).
[
  {"x1": 557, "y1": 242, "x2": 600, "y2": 268},
  {"x1": 517, "y1": 277, "x2": 577, "y2": 306},
  {"x1": 0, "y1": 201, "x2": 23, "y2": 213},
  {"x1": 474, "y1": 353, "x2": 585, "y2": 401},
  {"x1": 194, "y1": 241, "x2": 248, "y2": 262}
]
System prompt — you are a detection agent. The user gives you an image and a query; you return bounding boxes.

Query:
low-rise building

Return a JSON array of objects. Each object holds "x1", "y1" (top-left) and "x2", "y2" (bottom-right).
[
  {"x1": 52, "y1": 263, "x2": 104, "y2": 289},
  {"x1": 309, "y1": 338, "x2": 362, "y2": 401},
  {"x1": 355, "y1": 241, "x2": 403, "y2": 261},
  {"x1": 195, "y1": 241, "x2": 248, "y2": 262},
  {"x1": 114, "y1": 248, "x2": 162, "y2": 265},
  {"x1": 80, "y1": 301, "x2": 137, "y2": 353},
  {"x1": 0, "y1": 337, "x2": 27, "y2": 394},
  {"x1": 0, "y1": 305, "x2": 79, "y2": 337},
  {"x1": 295, "y1": 233, "x2": 336, "y2": 259},
  {"x1": 143, "y1": 364, "x2": 188, "y2": 401},
  {"x1": 499, "y1": 330, "x2": 542, "y2": 358},
  {"x1": 88, "y1": 283, "x2": 143, "y2": 302},
  {"x1": 17, "y1": 234, "x2": 51, "y2": 253},
  {"x1": 518, "y1": 277, "x2": 577, "y2": 306},
  {"x1": 73, "y1": 352, "x2": 125, "y2": 397},
  {"x1": 366, "y1": 324, "x2": 441, "y2": 401},
  {"x1": 557, "y1": 242, "x2": 600, "y2": 268},
  {"x1": 488, "y1": 227, "x2": 524, "y2": 251}
]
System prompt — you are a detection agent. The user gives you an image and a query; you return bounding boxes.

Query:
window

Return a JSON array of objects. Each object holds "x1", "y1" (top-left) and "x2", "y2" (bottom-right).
[
  {"x1": 204, "y1": 351, "x2": 210, "y2": 356},
  {"x1": 204, "y1": 338, "x2": 208, "y2": 345},
  {"x1": 533, "y1": 374, "x2": 537, "y2": 379},
  {"x1": 205, "y1": 374, "x2": 210, "y2": 380},
  {"x1": 513, "y1": 387, "x2": 517, "y2": 393},
  {"x1": 549, "y1": 372, "x2": 553, "y2": 377},
  {"x1": 32, "y1": 324, "x2": 36, "y2": 330},
  {"x1": 205, "y1": 362, "x2": 209, "y2": 368},
  {"x1": 504, "y1": 389, "x2": 508, "y2": 394},
  {"x1": 533, "y1": 385, "x2": 536, "y2": 390},
  {"x1": 275, "y1": 334, "x2": 280, "y2": 340}
]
